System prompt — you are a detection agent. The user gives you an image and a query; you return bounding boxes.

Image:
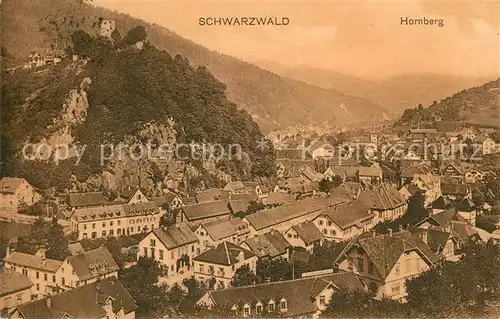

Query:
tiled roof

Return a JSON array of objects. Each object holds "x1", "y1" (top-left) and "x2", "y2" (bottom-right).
[
  {"x1": 201, "y1": 218, "x2": 249, "y2": 242},
  {"x1": 203, "y1": 272, "x2": 364, "y2": 317},
  {"x1": 264, "y1": 192, "x2": 295, "y2": 206},
  {"x1": 152, "y1": 223, "x2": 199, "y2": 250},
  {"x1": 0, "y1": 177, "x2": 27, "y2": 194},
  {"x1": 194, "y1": 241, "x2": 256, "y2": 266},
  {"x1": 74, "y1": 202, "x2": 160, "y2": 222},
  {"x1": 243, "y1": 230, "x2": 291, "y2": 258},
  {"x1": 416, "y1": 208, "x2": 466, "y2": 227},
  {"x1": 67, "y1": 247, "x2": 119, "y2": 281},
  {"x1": 291, "y1": 221, "x2": 323, "y2": 245},
  {"x1": 358, "y1": 184, "x2": 406, "y2": 211},
  {"x1": 0, "y1": 268, "x2": 33, "y2": 297},
  {"x1": 15, "y1": 277, "x2": 136, "y2": 319},
  {"x1": 67, "y1": 243, "x2": 84, "y2": 256},
  {"x1": 323, "y1": 200, "x2": 373, "y2": 230},
  {"x1": 223, "y1": 181, "x2": 246, "y2": 193},
  {"x1": 68, "y1": 192, "x2": 106, "y2": 208},
  {"x1": 228, "y1": 199, "x2": 249, "y2": 214},
  {"x1": 441, "y1": 183, "x2": 469, "y2": 196},
  {"x1": 245, "y1": 196, "x2": 341, "y2": 231},
  {"x1": 181, "y1": 200, "x2": 231, "y2": 221},
  {"x1": 407, "y1": 227, "x2": 452, "y2": 254},
  {"x1": 336, "y1": 232, "x2": 438, "y2": 279},
  {"x1": 195, "y1": 188, "x2": 230, "y2": 203},
  {"x1": 4, "y1": 252, "x2": 62, "y2": 272},
  {"x1": 358, "y1": 166, "x2": 382, "y2": 177}
]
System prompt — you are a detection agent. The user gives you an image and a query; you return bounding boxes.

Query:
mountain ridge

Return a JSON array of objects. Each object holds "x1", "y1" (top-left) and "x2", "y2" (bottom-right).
[
  {"x1": 254, "y1": 60, "x2": 497, "y2": 117},
  {"x1": 2, "y1": 0, "x2": 389, "y2": 132}
]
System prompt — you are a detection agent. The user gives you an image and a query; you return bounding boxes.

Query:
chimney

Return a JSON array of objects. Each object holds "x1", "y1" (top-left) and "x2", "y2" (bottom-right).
[
  {"x1": 46, "y1": 296, "x2": 52, "y2": 308},
  {"x1": 398, "y1": 224, "x2": 403, "y2": 232},
  {"x1": 388, "y1": 229, "x2": 393, "y2": 237},
  {"x1": 371, "y1": 230, "x2": 376, "y2": 237},
  {"x1": 419, "y1": 232, "x2": 428, "y2": 244},
  {"x1": 41, "y1": 255, "x2": 46, "y2": 267}
]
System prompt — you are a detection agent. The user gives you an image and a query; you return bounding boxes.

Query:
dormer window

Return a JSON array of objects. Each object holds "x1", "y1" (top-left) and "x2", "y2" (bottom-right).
[
  {"x1": 243, "y1": 304, "x2": 250, "y2": 316},
  {"x1": 280, "y1": 299, "x2": 287, "y2": 311},
  {"x1": 268, "y1": 300, "x2": 275, "y2": 312},
  {"x1": 256, "y1": 303, "x2": 262, "y2": 315}
]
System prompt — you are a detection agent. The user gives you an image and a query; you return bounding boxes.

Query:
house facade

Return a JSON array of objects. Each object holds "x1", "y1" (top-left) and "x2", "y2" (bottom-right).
[
  {"x1": 0, "y1": 178, "x2": 41, "y2": 213},
  {"x1": 193, "y1": 241, "x2": 257, "y2": 290},
  {"x1": 72, "y1": 202, "x2": 162, "y2": 240},
  {"x1": 334, "y1": 231, "x2": 437, "y2": 300},
  {"x1": 138, "y1": 223, "x2": 199, "y2": 275},
  {"x1": 0, "y1": 268, "x2": 33, "y2": 311},
  {"x1": 194, "y1": 218, "x2": 250, "y2": 254}
]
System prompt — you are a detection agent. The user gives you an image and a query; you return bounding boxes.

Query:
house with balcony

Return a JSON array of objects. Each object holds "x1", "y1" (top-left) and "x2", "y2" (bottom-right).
[
  {"x1": 333, "y1": 231, "x2": 437, "y2": 300},
  {"x1": 138, "y1": 223, "x2": 199, "y2": 276},
  {"x1": 193, "y1": 241, "x2": 257, "y2": 290}
]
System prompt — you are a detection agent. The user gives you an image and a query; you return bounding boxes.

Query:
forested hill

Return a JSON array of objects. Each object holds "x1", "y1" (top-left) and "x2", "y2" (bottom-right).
[
  {"x1": 2, "y1": 0, "x2": 388, "y2": 132},
  {"x1": 1, "y1": 27, "x2": 275, "y2": 193},
  {"x1": 396, "y1": 78, "x2": 500, "y2": 127}
]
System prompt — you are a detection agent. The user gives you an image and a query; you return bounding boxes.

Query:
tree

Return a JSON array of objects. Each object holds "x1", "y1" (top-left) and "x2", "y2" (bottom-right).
[
  {"x1": 231, "y1": 264, "x2": 258, "y2": 287},
  {"x1": 120, "y1": 257, "x2": 170, "y2": 316},
  {"x1": 121, "y1": 25, "x2": 147, "y2": 46},
  {"x1": 319, "y1": 179, "x2": 334, "y2": 193},
  {"x1": 256, "y1": 258, "x2": 294, "y2": 282},
  {"x1": 179, "y1": 277, "x2": 207, "y2": 313},
  {"x1": 45, "y1": 217, "x2": 70, "y2": 260},
  {"x1": 405, "y1": 191, "x2": 427, "y2": 223},
  {"x1": 71, "y1": 29, "x2": 93, "y2": 56},
  {"x1": 322, "y1": 289, "x2": 405, "y2": 318}
]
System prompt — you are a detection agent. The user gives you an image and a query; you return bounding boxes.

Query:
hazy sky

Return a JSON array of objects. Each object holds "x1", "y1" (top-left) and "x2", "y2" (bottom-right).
[{"x1": 95, "y1": 0, "x2": 499, "y2": 79}]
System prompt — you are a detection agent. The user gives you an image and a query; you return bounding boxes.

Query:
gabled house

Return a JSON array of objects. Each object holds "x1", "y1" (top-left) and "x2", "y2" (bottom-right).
[
  {"x1": 407, "y1": 226, "x2": 457, "y2": 261},
  {"x1": 55, "y1": 247, "x2": 119, "y2": 290},
  {"x1": 334, "y1": 231, "x2": 437, "y2": 300},
  {"x1": 223, "y1": 181, "x2": 247, "y2": 194},
  {"x1": 138, "y1": 223, "x2": 199, "y2": 276},
  {"x1": 284, "y1": 221, "x2": 324, "y2": 252},
  {"x1": 0, "y1": 268, "x2": 33, "y2": 311},
  {"x1": 113, "y1": 186, "x2": 149, "y2": 204},
  {"x1": 196, "y1": 271, "x2": 365, "y2": 317},
  {"x1": 414, "y1": 208, "x2": 467, "y2": 229},
  {"x1": 10, "y1": 277, "x2": 136, "y2": 319},
  {"x1": 194, "y1": 218, "x2": 250, "y2": 253},
  {"x1": 313, "y1": 200, "x2": 375, "y2": 242},
  {"x1": 193, "y1": 241, "x2": 258, "y2": 290},
  {"x1": 357, "y1": 166, "x2": 383, "y2": 185},
  {"x1": 456, "y1": 197, "x2": 477, "y2": 226},
  {"x1": 358, "y1": 184, "x2": 408, "y2": 222},
  {"x1": 0, "y1": 178, "x2": 41, "y2": 213},
  {"x1": 3, "y1": 249, "x2": 63, "y2": 298},
  {"x1": 241, "y1": 230, "x2": 291, "y2": 261},
  {"x1": 441, "y1": 183, "x2": 471, "y2": 201}
]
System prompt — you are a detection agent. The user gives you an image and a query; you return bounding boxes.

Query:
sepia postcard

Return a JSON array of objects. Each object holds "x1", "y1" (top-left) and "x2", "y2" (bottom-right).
[{"x1": 1, "y1": 0, "x2": 499, "y2": 318}]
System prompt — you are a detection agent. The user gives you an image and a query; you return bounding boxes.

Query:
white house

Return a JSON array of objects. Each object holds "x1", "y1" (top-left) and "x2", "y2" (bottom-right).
[
  {"x1": 0, "y1": 178, "x2": 41, "y2": 213},
  {"x1": 138, "y1": 223, "x2": 199, "y2": 276},
  {"x1": 193, "y1": 241, "x2": 258, "y2": 290}
]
